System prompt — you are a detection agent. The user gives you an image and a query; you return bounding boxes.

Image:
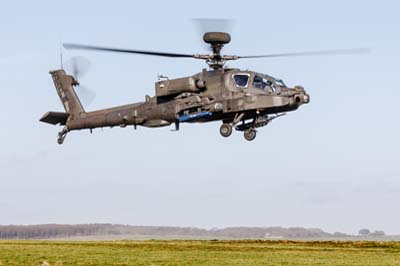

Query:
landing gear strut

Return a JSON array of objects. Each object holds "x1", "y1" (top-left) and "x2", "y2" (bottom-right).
[
  {"x1": 219, "y1": 113, "x2": 285, "y2": 141},
  {"x1": 57, "y1": 127, "x2": 68, "y2": 145},
  {"x1": 219, "y1": 113, "x2": 244, "y2": 138}
]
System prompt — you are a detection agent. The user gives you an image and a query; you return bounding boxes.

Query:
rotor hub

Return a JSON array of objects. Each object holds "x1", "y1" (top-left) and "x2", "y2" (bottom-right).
[{"x1": 201, "y1": 32, "x2": 232, "y2": 69}]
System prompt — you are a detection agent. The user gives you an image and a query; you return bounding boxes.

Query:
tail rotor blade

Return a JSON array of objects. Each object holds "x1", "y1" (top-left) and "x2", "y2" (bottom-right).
[
  {"x1": 64, "y1": 57, "x2": 95, "y2": 106},
  {"x1": 64, "y1": 56, "x2": 91, "y2": 80},
  {"x1": 76, "y1": 85, "x2": 96, "y2": 107}
]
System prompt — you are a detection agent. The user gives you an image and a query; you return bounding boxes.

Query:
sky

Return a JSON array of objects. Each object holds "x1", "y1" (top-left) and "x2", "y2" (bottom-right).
[{"x1": 0, "y1": 0, "x2": 399, "y2": 235}]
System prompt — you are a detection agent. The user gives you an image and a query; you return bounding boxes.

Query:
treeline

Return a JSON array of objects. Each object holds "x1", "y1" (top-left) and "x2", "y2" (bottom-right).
[
  {"x1": 0, "y1": 224, "x2": 118, "y2": 239},
  {"x1": 0, "y1": 224, "x2": 344, "y2": 239}
]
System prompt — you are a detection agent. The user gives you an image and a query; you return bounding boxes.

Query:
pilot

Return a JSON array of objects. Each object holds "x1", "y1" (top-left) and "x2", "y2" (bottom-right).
[
  {"x1": 253, "y1": 76, "x2": 263, "y2": 89},
  {"x1": 265, "y1": 80, "x2": 273, "y2": 93}
]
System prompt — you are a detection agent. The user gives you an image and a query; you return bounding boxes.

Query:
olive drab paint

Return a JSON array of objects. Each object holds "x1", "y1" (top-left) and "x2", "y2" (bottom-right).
[
  {"x1": 40, "y1": 32, "x2": 315, "y2": 144},
  {"x1": 41, "y1": 67, "x2": 309, "y2": 144}
]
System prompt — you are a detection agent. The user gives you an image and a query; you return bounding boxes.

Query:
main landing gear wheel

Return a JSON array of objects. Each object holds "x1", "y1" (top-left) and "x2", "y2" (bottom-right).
[
  {"x1": 220, "y1": 123, "x2": 232, "y2": 137},
  {"x1": 244, "y1": 128, "x2": 256, "y2": 141}
]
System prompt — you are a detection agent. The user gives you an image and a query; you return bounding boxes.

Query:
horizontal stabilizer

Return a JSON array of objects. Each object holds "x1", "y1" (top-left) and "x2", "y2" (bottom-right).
[{"x1": 40, "y1": 111, "x2": 69, "y2": 125}]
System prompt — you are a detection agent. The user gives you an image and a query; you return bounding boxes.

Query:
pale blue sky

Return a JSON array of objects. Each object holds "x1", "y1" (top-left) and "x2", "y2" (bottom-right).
[{"x1": 0, "y1": 0, "x2": 399, "y2": 234}]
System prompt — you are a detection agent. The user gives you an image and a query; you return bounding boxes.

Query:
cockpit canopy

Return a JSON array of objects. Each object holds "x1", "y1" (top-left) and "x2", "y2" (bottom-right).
[{"x1": 230, "y1": 71, "x2": 286, "y2": 93}]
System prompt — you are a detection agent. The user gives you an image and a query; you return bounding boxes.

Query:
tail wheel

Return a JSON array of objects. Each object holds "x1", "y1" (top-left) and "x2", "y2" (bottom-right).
[
  {"x1": 57, "y1": 127, "x2": 68, "y2": 145},
  {"x1": 220, "y1": 123, "x2": 232, "y2": 137},
  {"x1": 57, "y1": 135, "x2": 65, "y2": 145},
  {"x1": 244, "y1": 128, "x2": 256, "y2": 141}
]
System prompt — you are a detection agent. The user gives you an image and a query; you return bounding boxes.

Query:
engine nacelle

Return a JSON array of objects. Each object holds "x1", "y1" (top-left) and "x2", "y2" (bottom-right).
[{"x1": 155, "y1": 77, "x2": 205, "y2": 97}]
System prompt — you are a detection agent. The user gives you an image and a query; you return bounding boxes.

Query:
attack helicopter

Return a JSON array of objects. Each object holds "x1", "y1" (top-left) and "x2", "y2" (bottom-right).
[{"x1": 40, "y1": 31, "x2": 367, "y2": 144}]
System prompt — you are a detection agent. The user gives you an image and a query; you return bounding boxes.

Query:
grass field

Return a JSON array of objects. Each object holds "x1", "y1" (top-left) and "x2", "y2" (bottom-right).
[{"x1": 0, "y1": 240, "x2": 399, "y2": 266}]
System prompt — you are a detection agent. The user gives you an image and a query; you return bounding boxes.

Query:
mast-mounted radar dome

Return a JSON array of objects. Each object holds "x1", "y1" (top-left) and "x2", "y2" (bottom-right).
[{"x1": 203, "y1": 32, "x2": 231, "y2": 45}]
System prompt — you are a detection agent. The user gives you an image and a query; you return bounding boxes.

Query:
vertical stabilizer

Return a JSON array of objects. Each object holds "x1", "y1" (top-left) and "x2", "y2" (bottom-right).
[{"x1": 50, "y1": 70, "x2": 85, "y2": 118}]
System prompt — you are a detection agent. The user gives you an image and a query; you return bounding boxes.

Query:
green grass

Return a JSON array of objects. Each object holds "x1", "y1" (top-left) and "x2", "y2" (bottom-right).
[{"x1": 0, "y1": 240, "x2": 399, "y2": 266}]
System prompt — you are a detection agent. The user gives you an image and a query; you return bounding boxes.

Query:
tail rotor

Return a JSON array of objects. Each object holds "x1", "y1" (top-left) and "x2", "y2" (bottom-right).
[{"x1": 64, "y1": 56, "x2": 96, "y2": 106}]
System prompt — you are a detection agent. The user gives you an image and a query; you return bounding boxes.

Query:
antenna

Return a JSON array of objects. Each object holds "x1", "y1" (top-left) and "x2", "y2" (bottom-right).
[{"x1": 60, "y1": 43, "x2": 63, "y2": 69}]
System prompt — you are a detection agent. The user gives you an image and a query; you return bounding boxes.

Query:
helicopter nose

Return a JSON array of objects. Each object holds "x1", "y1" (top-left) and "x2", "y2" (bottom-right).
[
  {"x1": 292, "y1": 86, "x2": 309, "y2": 105},
  {"x1": 293, "y1": 92, "x2": 310, "y2": 105}
]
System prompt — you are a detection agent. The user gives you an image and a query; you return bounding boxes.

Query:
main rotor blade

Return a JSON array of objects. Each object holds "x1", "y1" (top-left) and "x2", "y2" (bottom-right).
[
  {"x1": 192, "y1": 18, "x2": 234, "y2": 35},
  {"x1": 192, "y1": 18, "x2": 234, "y2": 51},
  {"x1": 64, "y1": 43, "x2": 195, "y2": 58},
  {"x1": 239, "y1": 48, "x2": 371, "y2": 59}
]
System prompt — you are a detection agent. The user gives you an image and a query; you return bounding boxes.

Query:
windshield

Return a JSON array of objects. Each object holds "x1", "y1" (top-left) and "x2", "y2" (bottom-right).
[
  {"x1": 253, "y1": 75, "x2": 277, "y2": 93},
  {"x1": 275, "y1": 79, "x2": 285, "y2": 87},
  {"x1": 264, "y1": 74, "x2": 286, "y2": 87},
  {"x1": 253, "y1": 75, "x2": 267, "y2": 90}
]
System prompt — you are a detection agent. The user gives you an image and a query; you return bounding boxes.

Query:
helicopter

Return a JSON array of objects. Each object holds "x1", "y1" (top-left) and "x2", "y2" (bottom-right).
[{"x1": 40, "y1": 31, "x2": 367, "y2": 144}]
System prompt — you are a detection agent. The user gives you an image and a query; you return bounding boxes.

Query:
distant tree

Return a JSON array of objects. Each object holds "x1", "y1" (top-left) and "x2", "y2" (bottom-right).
[
  {"x1": 370, "y1": 230, "x2": 385, "y2": 236},
  {"x1": 333, "y1": 232, "x2": 348, "y2": 237},
  {"x1": 358, "y1": 229, "x2": 370, "y2": 236}
]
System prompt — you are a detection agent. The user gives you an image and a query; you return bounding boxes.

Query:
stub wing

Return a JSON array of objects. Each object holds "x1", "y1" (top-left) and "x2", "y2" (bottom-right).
[{"x1": 40, "y1": 111, "x2": 69, "y2": 126}]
